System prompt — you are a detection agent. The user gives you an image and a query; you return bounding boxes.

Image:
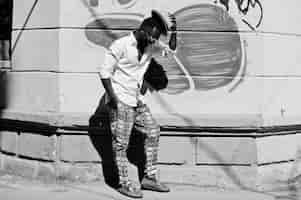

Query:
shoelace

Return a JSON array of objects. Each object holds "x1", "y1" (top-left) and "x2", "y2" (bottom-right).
[{"x1": 124, "y1": 181, "x2": 139, "y2": 192}]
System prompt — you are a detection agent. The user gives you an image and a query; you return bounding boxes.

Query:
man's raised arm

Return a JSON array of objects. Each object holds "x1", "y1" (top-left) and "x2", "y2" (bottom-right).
[{"x1": 168, "y1": 13, "x2": 177, "y2": 51}]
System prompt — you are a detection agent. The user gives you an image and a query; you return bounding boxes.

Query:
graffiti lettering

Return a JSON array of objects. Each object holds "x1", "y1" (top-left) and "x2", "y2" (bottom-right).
[{"x1": 216, "y1": 0, "x2": 263, "y2": 30}]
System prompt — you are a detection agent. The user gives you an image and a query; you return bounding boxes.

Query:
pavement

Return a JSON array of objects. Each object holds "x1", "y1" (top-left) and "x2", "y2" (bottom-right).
[{"x1": 0, "y1": 172, "x2": 300, "y2": 200}]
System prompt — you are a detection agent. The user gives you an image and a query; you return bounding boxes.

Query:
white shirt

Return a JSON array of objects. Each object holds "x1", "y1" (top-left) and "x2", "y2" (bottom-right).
[{"x1": 98, "y1": 32, "x2": 174, "y2": 107}]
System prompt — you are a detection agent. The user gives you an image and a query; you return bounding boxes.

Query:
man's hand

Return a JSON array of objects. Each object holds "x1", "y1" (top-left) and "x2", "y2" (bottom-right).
[
  {"x1": 169, "y1": 13, "x2": 177, "y2": 32},
  {"x1": 137, "y1": 99, "x2": 145, "y2": 107},
  {"x1": 100, "y1": 78, "x2": 118, "y2": 110},
  {"x1": 168, "y1": 13, "x2": 177, "y2": 51},
  {"x1": 108, "y1": 95, "x2": 118, "y2": 110}
]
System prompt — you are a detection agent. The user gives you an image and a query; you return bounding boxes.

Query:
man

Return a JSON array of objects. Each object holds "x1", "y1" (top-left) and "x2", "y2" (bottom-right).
[{"x1": 93, "y1": 10, "x2": 177, "y2": 198}]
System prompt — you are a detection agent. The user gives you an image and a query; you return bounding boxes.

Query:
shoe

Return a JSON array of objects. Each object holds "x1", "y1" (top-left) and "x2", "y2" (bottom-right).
[
  {"x1": 141, "y1": 175, "x2": 170, "y2": 192},
  {"x1": 117, "y1": 181, "x2": 143, "y2": 198}
]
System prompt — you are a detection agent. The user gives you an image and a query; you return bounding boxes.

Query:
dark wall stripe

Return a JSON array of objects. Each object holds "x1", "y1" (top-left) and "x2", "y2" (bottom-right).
[{"x1": 10, "y1": 27, "x2": 301, "y2": 37}]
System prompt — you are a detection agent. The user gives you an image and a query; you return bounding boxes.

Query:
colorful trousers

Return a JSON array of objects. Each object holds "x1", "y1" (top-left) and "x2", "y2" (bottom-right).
[{"x1": 109, "y1": 101, "x2": 160, "y2": 185}]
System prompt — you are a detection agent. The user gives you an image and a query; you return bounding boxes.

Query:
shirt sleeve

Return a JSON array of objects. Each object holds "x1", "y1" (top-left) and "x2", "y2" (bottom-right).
[
  {"x1": 137, "y1": 91, "x2": 146, "y2": 104},
  {"x1": 152, "y1": 40, "x2": 177, "y2": 57},
  {"x1": 98, "y1": 39, "x2": 124, "y2": 79}
]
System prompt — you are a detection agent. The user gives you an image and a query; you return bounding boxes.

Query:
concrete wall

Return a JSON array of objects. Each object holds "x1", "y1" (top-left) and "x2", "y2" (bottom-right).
[
  {"x1": 2, "y1": 0, "x2": 300, "y2": 166},
  {"x1": 1, "y1": 1, "x2": 301, "y2": 189},
  {"x1": 3, "y1": 0, "x2": 60, "y2": 116},
  {"x1": 58, "y1": 0, "x2": 263, "y2": 126},
  {"x1": 3, "y1": 0, "x2": 301, "y2": 127}
]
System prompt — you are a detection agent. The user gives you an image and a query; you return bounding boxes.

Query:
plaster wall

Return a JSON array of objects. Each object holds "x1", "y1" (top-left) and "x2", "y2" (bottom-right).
[
  {"x1": 5, "y1": 0, "x2": 301, "y2": 127},
  {"x1": 57, "y1": 0, "x2": 301, "y2": 127},
  {"x1": 1, "y1": 1, "x2": 301, "y2": 185},
  {"x1": 4, "y1": 0, "x2": 61, "y2": 115}
]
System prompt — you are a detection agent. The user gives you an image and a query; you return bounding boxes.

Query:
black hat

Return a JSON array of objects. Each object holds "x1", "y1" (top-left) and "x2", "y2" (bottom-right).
[
  {"x1": 151, "y1": 10, "x2": 169, "y2": 36},
  {"x1": 140, "y1": 10, "x2": 169, "y2": 36}
]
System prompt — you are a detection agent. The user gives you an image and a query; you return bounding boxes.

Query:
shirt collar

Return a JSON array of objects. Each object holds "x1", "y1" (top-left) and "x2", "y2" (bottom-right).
[{"x1": 129, "y1": 31, "x2": 137, "y2": 46}]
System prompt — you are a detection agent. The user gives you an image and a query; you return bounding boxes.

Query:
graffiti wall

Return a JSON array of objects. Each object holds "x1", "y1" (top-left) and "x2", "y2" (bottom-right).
[{"x1": 7, "y1": 0, "x2": 301, "y2": 127}]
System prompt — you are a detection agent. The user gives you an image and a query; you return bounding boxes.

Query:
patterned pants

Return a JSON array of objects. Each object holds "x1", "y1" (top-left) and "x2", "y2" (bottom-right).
[{"x1": 109, "y1": 101, "x2": 160, "y2": 185}]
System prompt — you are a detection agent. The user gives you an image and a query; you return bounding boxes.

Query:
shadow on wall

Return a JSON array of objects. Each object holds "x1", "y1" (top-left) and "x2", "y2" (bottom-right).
[
  {"x1": 88, "y1": 96, "x2": 119, "y2": 188},
  {"x1": 197, "y1": 139, "x2": 249, "y2": 189},
  {"x1": 284, "y1": 146, "x2": 301, "y2": 199},
  {"x1": 0, "y1": 70, "x2": 7, "y2": 118},
  {"x1": 259, "y1": 145, "x2": 301, "y2": 199},
  {"x1": 88, "y1": 96, "x2": 147, "y2": 189},
  {"x1": 0, "y1": 68, "x2": 8, "y2": 156},
  {"x1": 0, "y1": 0, "x2": 13, "y2": 119},
  {"x1": 82, "y1": 0, "x2": 138, "y2": 49}
]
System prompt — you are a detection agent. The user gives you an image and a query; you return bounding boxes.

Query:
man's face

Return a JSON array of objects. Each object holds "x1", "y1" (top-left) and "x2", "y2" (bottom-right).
[
  {"x1": 147, "y1": 26, "x2": 161, "y2": 45},
  {"x1": 137, "y1": 26, "x2": 161, "y2": 53}
]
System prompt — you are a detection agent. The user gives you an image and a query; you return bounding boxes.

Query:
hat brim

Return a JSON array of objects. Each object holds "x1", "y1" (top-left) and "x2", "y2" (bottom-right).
[{"x1": 151, "y1": 10, "x2": 169, "y2": 36}]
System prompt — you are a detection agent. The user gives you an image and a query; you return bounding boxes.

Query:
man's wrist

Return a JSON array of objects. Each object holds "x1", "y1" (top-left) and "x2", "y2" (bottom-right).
[{"x1": 108, "y1": 93, "x2": 117, "y2": 101}]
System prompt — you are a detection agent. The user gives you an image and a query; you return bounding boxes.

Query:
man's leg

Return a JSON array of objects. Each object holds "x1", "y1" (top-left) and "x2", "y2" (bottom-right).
[
  {"x1": 127, "y1": 128, "x2": 147, "y2": 182},
  {"x1": 109, "y1": 101, "x2": 143, "y2": 198},
  {"x1": 134, "y1": 104, "x2": 170, "y2": 192},
  {"x1": 134, "y1": 104, "x2": 160, "y2": 177}
]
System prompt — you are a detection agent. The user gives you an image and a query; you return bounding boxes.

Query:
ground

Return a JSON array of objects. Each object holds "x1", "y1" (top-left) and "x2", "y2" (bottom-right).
[{"x1": 0, "y1": 170, "x2": 300, "y2": 200}]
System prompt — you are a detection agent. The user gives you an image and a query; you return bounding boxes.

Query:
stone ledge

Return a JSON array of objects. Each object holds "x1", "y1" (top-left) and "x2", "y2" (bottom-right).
[
  {"x1": 0, "y1": 154, "x2": 56, "y2": 182},
  {"x1": 2, "y1": 113, "x2": 301, "y2": 137},
  {"x1": 0, "y1": 110, "x2": 263, "y2": 128},
  {"x1": 1, "y1": 117, "x2": 301, "y2": 192},
  {"x1": 1, "y1": 153, "x2": 299, "y2": 193},
  {"x1": 0, "y1": 129, "x2": 264, "y2": 165},
  {"x1": 0, "y1": 153, "x2": 255, "y2": 189}
]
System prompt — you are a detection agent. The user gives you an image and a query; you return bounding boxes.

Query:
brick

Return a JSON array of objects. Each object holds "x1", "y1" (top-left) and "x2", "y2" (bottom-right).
[
  {"x1": 196, "y1": 137, "x2": 257, "y2": 165},
  {"x1": 58, "y1": 163, "x2": 103, "y2": 182},
  {"x1": 158, "y1": 165, "x2": 257, "y2": 189},
  {"x1": 5, "y1": 72, "x2": 59, "y2": 113},
  {"x1": 0, "y1": 131, "x2": 18, "y2": 154},
  {"x1": 60, "y1": 135, "x2": 100, "y2": 162},
  {"x1": 295, "y1": 133, "x2": 301, "y2": 171},
  {"x1": 19, "y1": 133, "x2": 56, "y2": 161},
  {"x1": 158, "y1": 136, "x2": 196, "y2": 165},
  {"x1": 36, "y1": 162, "x2": 56, "y2": 182},
  {"x1": 3, "y1": 155, "x2": 37, "y2": 178},
  {"x1": 257, "y1": 162, "x2": 296, "y2": 191},
  {"x1": 256, "y1": 134, "x2": 297, "y2": 165}
]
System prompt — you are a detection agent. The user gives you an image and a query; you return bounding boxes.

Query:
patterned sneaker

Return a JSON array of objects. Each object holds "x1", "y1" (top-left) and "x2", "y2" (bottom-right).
[
  {"x1": 117, "y1": 181, "x2": 143, "y2": 198},
  {"x1": 141, "y1": 175, "x2": 170, "y2": 192}
]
